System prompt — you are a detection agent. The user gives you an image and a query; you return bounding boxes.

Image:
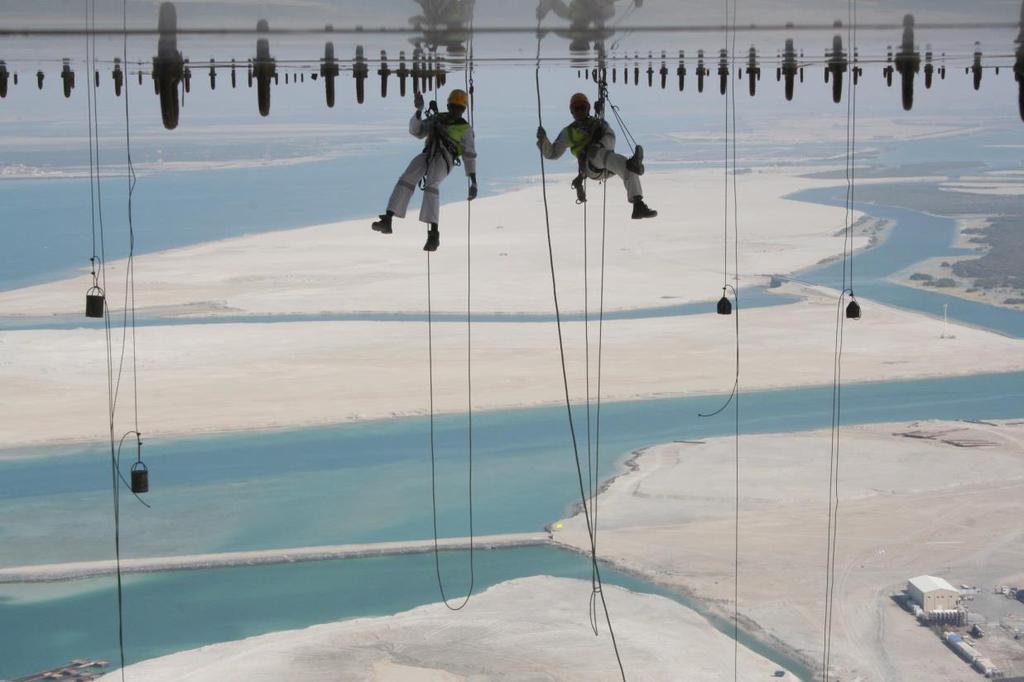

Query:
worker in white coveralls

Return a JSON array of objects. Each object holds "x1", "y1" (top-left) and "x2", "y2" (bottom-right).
[
  {"x1": 536, "y1": 92, "x2": 657, "y2": 219},
  {"x1": 372, "y1": 88, "x2": 478, "y2": 252}
]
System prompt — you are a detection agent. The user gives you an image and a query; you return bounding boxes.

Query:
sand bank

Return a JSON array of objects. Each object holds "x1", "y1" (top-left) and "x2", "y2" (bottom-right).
[
  {"x1": 552, "y1": 420, "x2": 1024, "y2": 681},
  {"x1": 99, "y1": 576, "x2": 795, "y2": 681},
  {"x1": 0, "y1": 169, "x2": 856, "y2": 318},
  {"x1": 2, "y1": 281, "x2": 1021, "y2": 450}
]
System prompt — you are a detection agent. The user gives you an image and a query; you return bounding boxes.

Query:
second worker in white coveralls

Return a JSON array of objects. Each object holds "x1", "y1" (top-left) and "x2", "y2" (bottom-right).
[
  {"x1": 536, "y1": 91, "x2": 657, "y2": 219},
  {"x1": 372, "y1": 88, "x2": 478, "y2": 252}
]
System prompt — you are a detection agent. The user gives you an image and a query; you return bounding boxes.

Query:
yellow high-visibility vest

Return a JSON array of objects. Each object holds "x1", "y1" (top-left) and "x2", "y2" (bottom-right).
[{"x1": 565, "y1": 118, "x2": 602, "y2": 158}]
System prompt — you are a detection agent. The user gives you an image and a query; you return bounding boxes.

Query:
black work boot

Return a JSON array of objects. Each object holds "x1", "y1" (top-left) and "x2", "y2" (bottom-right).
[
  {"x1": 626, "y1": 144, "x2": 645, "y2": 175},
  {"x1": 423, "y1": 224, "x2": 440, "y2": 252},
  {"x1": 372, "y1": 211, "x2": 394, "y2": 234},
  {"x1": 631, "y1": 197, "x2": 657, "y2": 220}
]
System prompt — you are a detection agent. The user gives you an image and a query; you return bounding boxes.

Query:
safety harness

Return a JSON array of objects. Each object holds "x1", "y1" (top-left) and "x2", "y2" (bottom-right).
[
  {"x1": 568, "y1": 86, "x2": 609, "y2": 203},
  {"x1": 420, "y1": 101, "x2": 469, "y2": 188}
]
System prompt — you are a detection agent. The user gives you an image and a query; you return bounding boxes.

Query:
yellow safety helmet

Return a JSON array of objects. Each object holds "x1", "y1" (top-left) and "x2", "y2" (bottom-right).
[
  {"x1": 569, "y1": 92, "x2": 591, "y2": 112},
  {"x1": 447, "y1": 88, "x2": 469, "y2": 109}
]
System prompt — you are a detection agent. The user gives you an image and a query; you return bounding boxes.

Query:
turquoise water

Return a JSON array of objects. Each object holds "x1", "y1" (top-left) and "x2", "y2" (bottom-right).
[
  {"x1": 0, "y1": 546, "x2": 813, "y2": 680},
  {"x1": 794, "y1": 187, "x2": 1024, "y2": 338},
  {"x1": 4, "y1": 371, "x2": 1023, "y2": 568},
  {"x1": 0, "y1": 63, "x2": 706, "y2": 293},
  {"x1": 0, "y1": 150, "x2": 448, "y2": 291},
  {"x1": 2, "y1": 371, "x2": 1022, "y2": 677},
  {"x1": 7, "y1": 174, "x2": 1021, "y2": 342},
  {"x1": 0, "y1": 288, "x2": 799, "y2": 331},
  {"x1": 3, "y1": 86, "x2": 1022, "y2": 677}
]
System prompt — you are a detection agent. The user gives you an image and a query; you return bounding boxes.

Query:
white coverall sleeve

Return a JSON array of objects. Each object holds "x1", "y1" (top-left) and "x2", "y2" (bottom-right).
[
  {"x1": 409, "y1": 113, "x2": 429, "y2": 139},
  {"x1": 462, "y1": 125, "x2": 477, "y2": 175},
  {"x1": 538, "y1": 126, "x2": 570, "y2": 160}
]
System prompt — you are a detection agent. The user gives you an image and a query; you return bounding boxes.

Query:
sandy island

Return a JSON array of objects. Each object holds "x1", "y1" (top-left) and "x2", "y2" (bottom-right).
[
  {"x1": 1, "y1": 279, "x2": 1021, "y2": 450},
  {"x1": 552, "y1": 419, "x2": 1024, "y2": 681},
  {"x1": 99, "y1": 576, "x2": 795, "y2": 681},
  {"x1": 1, "y1": 168, "x2": 1022, "y2": 450},
  {"x1": 0, "y1": 169, "x2": 853, "y2": 318}
]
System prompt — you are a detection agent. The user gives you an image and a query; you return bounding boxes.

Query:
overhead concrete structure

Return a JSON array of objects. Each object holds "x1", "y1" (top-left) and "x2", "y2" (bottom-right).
[{"x1": 908, "y1": 575, "x2": 962, "y2": 612}]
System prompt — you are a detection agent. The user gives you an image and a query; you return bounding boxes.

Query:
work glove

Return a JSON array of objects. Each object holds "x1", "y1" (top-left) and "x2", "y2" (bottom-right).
[
  {"x1": 468, "y1": 173, "x2": 478, "y2": 201},
  {"x1": 414, "y1": 91, "x2": 424, "y2": 111}
]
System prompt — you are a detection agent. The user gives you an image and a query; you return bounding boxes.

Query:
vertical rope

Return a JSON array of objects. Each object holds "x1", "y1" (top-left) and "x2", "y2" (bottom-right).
[
  {"x1": 822, "y1": 3, "x2": 857, "y2": 680},
  {"x1": 699, "y1": 1, "x2": 743, "y2": 678},
  {"x1": 535, "y1": 28, "x2": 626, "y2": 681},
  {"x1": 582, "y1": 160, "x2": 599, "y2": 634},
  {"x1": 123, "y1": 0, "x2": 140, "y2": 437},
  {"x1": 728, "y1": 1, "x2": 741, "y2": 678},
  {"x1": 83, "y1": 1, "x2": 131, "y2": 676},
  {"x1": 426, "y1": 39, "x2": 474, "y2": 612},
  {"x1": 85, "y1": 0, "x2": 98, "y2": 291},
  {"x1": 589, "y1": 169, "x2": 610, "y2": 635}
]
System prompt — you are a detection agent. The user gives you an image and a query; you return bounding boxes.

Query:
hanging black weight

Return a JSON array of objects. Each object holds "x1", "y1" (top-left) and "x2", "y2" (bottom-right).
[
  {"x1": 130, "y1": 461, "x2": 149, "y2": 494},
  {"x1": 85, "y1": 286, "x2": 105, "y2": 319}
]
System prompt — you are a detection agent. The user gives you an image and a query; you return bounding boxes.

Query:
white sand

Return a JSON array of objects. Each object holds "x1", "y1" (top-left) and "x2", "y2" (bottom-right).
[
  {"x1": 1, "y1": 281, "x2": 1021, "y2": 450},
  {"x1": 553, "y1": 420, "x2": 1024, "y2": 682},
  {"x1": 2, "y1": 166, "x2": 1021, "y2": 450},
  {"x1": 99, "y1": 576, "x2": 795, "y2": 681},
  {"x1": 2, "y1": 282, "x2": 1021, "y2": 450},
  {"x1": 0, "y1": 169, "x2": 855, "y2": 317}
]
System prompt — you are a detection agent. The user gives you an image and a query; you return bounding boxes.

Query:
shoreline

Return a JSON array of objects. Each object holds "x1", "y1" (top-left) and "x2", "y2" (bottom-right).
[
  {"x1": 550, "y1": 419, "x2": 1024, "y2": 680},
  {"x1": 550, "y1": 537, "x2": 818, "y2": 680},
  {"x1": 0, "y1": 169, "x2": 861, "y2": 318},
  {"x1": 4, "y1": 368, "x2": 1024, "y2": 455},
  {"x1": 547, "y1": 448, "x2": 819, "y2": 679},
  {"x1": 3, "y1": 167, "x2": 1021, "y2": 450},
  {"x1": 92, "y1": 575, "x2": 799, "y2": 682}
]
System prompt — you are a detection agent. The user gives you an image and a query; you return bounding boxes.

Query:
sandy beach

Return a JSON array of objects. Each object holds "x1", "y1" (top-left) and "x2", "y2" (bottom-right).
[
  {"x1": 552, "y1": 419, "x2": 1024, "y2": 681},
  {"x1": 98, "y1": 576, "x2": 795, "y2": 681}
]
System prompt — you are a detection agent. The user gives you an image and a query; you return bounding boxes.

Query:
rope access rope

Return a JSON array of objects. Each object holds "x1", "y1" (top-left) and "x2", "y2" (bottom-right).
[
  {"x1": 696, "y1": 0, "x2": 742, "y2": 678},
  {"x1": 536, "y1": 27, "x2": 626, "y2": 681},
  {"x1": 426, "y1": 37, "x2": 475, "y2": 612},
  {"x1": 91, "y1": 0, "x2": 149, "y2": 675},
  {"x1": 82, "y1": 1, "x2": 128, "y2": 675},
  {"x1": 822, "y1": 1, "x2": 858, "y2": 679},
  {"x1": 583, "y1": 74, "x2": 616, "y2": 637},
  {"x1": 724, "y1": 1, "x2": 742, "y2": 678},
  {"x1": 582, "y1": 158, "x2": 599, "y2": 635},
  {"x1": 587, "y1": 161, "x2": 610, "y2": 637}
]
